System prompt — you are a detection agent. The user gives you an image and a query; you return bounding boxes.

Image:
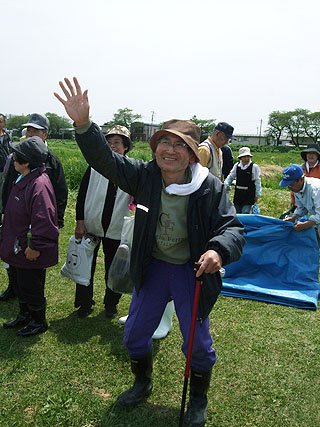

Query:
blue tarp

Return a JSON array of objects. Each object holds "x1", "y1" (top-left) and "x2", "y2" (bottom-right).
[{"x1": 222, "y1": 214, "x2": 319, "y2": 310}]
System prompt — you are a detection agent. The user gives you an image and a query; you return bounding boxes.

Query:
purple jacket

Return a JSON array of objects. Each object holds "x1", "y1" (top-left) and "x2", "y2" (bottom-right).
[{"x1": 0, "y1": 165, "x2": 59, "y2": 269}]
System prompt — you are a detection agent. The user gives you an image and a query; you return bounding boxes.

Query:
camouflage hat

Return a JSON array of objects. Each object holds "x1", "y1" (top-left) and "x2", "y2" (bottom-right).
[
  {"x1": 105, "y1": 125, "x2": 133, "y2": 151},
  {"x1": 149, "y1": 119, "x2": 201, "y2": 161},
  {"x1": 22, "y1": 113, "x2": 50, "y2": 131}
]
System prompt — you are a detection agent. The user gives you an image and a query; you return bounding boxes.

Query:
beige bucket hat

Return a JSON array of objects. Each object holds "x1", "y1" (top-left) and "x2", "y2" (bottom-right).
[
  {"x1": 150, "y1": 119, "x2": 201, "y2": 161},
  {"x1": 238, "y1": 147, "x2": 252, "y2": 158}
]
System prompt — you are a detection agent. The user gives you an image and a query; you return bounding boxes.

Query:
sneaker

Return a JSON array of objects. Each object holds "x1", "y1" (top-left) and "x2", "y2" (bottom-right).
[
  {"x1": 118, "y1": 315, "x2": 128, "y2": 324},
  {"x1": 17, "y1": 320, "x2": 48, "y2": 337}
]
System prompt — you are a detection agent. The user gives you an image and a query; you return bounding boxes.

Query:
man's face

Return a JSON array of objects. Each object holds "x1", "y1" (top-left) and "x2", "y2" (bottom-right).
[
  {"x1": 155, "y1": 133, "x2": 196, "y2": 175},
  {"x1": 0, "y1": 115, "x2": 6, "y2": 132},
  {"x1": 26, "y1": 126, "x2": 48, "y2": 141},
  {"x1": 213, "y1": 130, "x2": 229, "y2": 148},
  {"x1": 288, "y1": 177, "x2": 304, "y2": 193}
]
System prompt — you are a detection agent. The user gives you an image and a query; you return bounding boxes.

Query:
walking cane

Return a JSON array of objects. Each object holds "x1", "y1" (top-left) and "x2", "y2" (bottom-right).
[{"x1": 179, "y1": 262, "x2": 202, "y2": 427}]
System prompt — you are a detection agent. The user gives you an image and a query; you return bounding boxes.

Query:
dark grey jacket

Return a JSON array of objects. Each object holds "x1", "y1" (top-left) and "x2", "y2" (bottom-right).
[{"x1": 76, "y1": 123, "x2": 245, "y2": 319}]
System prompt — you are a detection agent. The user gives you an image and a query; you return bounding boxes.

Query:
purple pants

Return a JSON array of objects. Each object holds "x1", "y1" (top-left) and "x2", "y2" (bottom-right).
[{"x1": 124, "y1": 259, "x2": 216, "y2": 372}]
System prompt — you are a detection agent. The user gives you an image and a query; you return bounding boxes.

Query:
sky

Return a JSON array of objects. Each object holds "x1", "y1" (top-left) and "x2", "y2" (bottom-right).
[{"x1": 2, "y1": 0, "x2": 320, "y2": 134}]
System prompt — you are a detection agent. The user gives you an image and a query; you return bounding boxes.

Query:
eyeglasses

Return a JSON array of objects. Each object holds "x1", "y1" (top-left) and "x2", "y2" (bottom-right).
[{"x1": 158, "y1": 139, "x2": 188, "y2": 152}]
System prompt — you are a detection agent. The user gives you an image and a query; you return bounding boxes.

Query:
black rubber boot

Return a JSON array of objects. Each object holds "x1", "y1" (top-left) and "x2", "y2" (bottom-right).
[
  {"x1": 17, "y1": 307, "x2": 48, "y2": 337},
  {"x1": 3, "y1": 303, "x2": 30, "y2": 328},
  {"x1": 183, "y1": 369, "x2": 212, "y2": 427},
  {"x1": 117, "y1": 354, "x2": 153, "y2": 407}
]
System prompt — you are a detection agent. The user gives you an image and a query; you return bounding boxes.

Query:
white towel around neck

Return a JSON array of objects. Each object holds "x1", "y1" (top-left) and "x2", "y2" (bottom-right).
[{"x1": 164, "y1": 163, "x2": 209, "y2": 196}]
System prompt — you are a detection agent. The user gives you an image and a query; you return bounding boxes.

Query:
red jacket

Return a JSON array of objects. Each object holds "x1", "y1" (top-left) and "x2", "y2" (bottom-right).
[{"x1": 0, "y1": 165, "x2": 59, "y2": 269}]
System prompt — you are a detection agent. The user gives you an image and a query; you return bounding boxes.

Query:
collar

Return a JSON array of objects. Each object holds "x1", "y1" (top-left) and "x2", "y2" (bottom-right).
[
  {"x1": 298, "y1": 179, "x2": 307, "y2": 194},
  {"x1": 239, "y1": 160, "x2": 252, "y2": 170},
  {"x1": 305, "y1": 160, "x2": 319, "y2": 173}
]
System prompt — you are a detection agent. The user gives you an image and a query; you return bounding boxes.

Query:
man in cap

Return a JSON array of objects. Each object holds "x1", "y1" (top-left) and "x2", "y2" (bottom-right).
[
  {"x1": 280, "y1": 144, "x2": 320, "y2": 220},
  {"x1": 55, "y1": 77, "x2": 244, "y2": 426},
  {"x1": 198, "y1": 122, "x2": 234, "y2": 180},
  {"x1": 0, "y1": 114, "x2": 11, "y2": 214},
  {"x1": 279, "y1": 164, "x2": 320, "y2": 237},
  {"x1": 0, "y1": 113, "x2": 68, "y2": 301}
]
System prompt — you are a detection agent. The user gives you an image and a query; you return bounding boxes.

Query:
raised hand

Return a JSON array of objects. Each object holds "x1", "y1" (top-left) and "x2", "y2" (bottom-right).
[{"x1": 54, "y1": 77, "x2": 90, "y2": 127}]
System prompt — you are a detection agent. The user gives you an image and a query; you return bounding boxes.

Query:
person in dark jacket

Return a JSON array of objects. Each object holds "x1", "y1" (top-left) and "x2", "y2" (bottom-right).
[
  {"x1": 0, "y1": 113, "x2": 11, "y2": 215},
  {"x1": 0, "y1": 136, "x2": 59, "y2": 337},
  {"x1": 0, "y1": 113, "x2": 68, "y2": 302},
  {"x1": 221, "y1": 144, "x2": 234, "y2": 179},
  {"x1": 74, "y1": 125, "x2": 133, "y2": 318},
  {"x1": 55, "y1": 77, "x2": 245, "y2": 426}
]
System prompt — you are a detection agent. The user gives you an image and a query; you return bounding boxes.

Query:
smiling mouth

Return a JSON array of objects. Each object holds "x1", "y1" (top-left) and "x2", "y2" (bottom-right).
[{"x1": 162, "y1": 156, "x2": 176, "y2": 161}]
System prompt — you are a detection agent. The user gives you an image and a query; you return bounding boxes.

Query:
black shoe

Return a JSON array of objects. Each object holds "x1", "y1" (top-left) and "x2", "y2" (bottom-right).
[
  {"x1": 0, "y1": 287, "x2": 16, "y2": 301},
  {"x1": 117, "y1": 378, "x2": 153, "y2": 408},
  {"x1": 105, "y1": 306, "x2": 117, "y2": 318},
  {"x1": 17, "y1": 320, "x2": 48, "y2": 337},
  {"x1": 3, "y1": 313, "x2": 30, "y2": 329},
  {"x1": 77, "y1": 306, "x2": 93, "y2": 318}
]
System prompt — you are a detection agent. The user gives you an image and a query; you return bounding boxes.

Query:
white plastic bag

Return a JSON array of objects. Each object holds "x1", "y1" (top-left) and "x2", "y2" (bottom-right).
[
  {"x1": 108, "y1": 216, "x2": 134, "y2": 294},
  {"x1": 61, "y1": 234, "x2": 100, "y2": 286}
]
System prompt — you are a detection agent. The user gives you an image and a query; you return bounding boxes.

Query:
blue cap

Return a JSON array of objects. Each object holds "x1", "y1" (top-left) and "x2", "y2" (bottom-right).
[{"x1": 279, "y1": 164, "x2": 304, "y2": 187}]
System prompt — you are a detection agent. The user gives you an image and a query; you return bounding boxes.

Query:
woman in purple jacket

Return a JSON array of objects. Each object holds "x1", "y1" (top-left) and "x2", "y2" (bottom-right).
[{"x1": 0, "y1": 136, "x2": 59, "y2": 337}]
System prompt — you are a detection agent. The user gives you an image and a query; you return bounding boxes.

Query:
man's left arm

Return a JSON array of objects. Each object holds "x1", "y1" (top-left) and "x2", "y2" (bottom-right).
[{"x1": 197, "y1": 182, "x2": 245, "y2": 275}]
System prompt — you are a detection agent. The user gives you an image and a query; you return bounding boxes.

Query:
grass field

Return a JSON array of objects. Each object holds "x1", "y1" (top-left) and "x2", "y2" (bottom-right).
[{"x1": 0, "y1": 142, "x2": 319, "y2": 427}]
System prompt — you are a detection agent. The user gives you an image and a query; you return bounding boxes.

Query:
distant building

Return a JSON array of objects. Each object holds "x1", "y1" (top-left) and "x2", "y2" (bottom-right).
[
  {"x1": 131, "y1": 123, "x2": 161, "y2": 141},
  {"x1": 101, "y1": 122, "x2": 161, "y2": 141},
  {"x1": 233, "y1": 134, "x2": 268, "y2": 145}
]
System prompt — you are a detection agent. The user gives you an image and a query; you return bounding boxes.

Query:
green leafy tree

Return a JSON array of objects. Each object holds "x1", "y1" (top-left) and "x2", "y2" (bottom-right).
[
  {"x1": 285, "y1": 109, "x2": 310, "y2": 147},
  {"x1": 104, "y1": 108, "x2": 142, "y2": 130},
  {"x1": 191, "y1": 115, "x2": 216, "y2": 141},
  {"x1": 45, "y1": 112, "x2": 72, "y2": 134},
  {"x1": 6, "y1": 114, "x2": 29, "y2": 130},
  {"x1": 303, "y1": 111, "x2": 320, "y2": 143},
  {"x1": 266, "y1": 111, "x2": 288, "y2": 146}
]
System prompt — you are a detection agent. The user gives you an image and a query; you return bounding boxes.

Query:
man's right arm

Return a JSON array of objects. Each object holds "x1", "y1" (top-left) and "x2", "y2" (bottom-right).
[{"x1": 198, "y1": 144, "x2": 211, "y2": 168}]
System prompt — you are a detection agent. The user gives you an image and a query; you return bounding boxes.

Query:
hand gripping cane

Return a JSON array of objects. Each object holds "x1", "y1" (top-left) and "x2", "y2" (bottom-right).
[{"x1": 179, "y1": 262, "x2": 202, "y2": 426}]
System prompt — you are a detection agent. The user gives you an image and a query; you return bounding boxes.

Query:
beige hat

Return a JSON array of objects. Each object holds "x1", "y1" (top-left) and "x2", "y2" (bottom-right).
[
  {"x1": 238, "y1": 147, "x2": 252, "y2": 158},
  {"x1": 150, "y1": 119, "x2": 200, "y2": 161},
  {"x1": 105, "y1": 125, "x2": 133, "y2": 151}
]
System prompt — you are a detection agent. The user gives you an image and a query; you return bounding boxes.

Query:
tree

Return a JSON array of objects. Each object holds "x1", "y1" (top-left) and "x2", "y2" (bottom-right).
[
  {"x1": 190, "y1": 115, "x2": 216, "y2": 141},
  {"x1": 284, "y1": 109, "x2": 310, "y2": 147},
  {"x1": 104, "y1": 108, "x2": 142, "y2": 130},
  {"x1": 45, "y1": 112, "x2": 72, "y2": 136},
  {"x1": 303, "y1": 111, "x2": 320, "y2": 143},
  {"x1": 266, "y1": 111, "x2": 288, "y2": 146},
  {"x1": 6, "y1": 114, "x2": 29, "y2": 130}
]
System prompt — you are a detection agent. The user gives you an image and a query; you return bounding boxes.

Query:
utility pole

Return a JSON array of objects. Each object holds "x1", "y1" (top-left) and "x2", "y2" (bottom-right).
[
  {"x1": 258, "y1": 119, "x2": 262, "y2": 145},
  {"x1": 150, "y1": 111, "x2": 155, "y2": 138}
]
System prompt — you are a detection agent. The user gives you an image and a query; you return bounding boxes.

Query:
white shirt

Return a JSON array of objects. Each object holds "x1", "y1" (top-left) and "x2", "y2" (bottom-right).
[
  {"x1": 224, "y1": 160, "x2": 262, "y2": 197},
  {"x1": 294, "y1": 177, "x2": 320, "y2": 227}
]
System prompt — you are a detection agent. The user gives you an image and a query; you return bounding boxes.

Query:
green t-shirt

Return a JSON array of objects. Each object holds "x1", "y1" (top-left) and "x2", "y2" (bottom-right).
[{"x1": 152, "y1": 189, "x2": 190, "y2": 264}]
